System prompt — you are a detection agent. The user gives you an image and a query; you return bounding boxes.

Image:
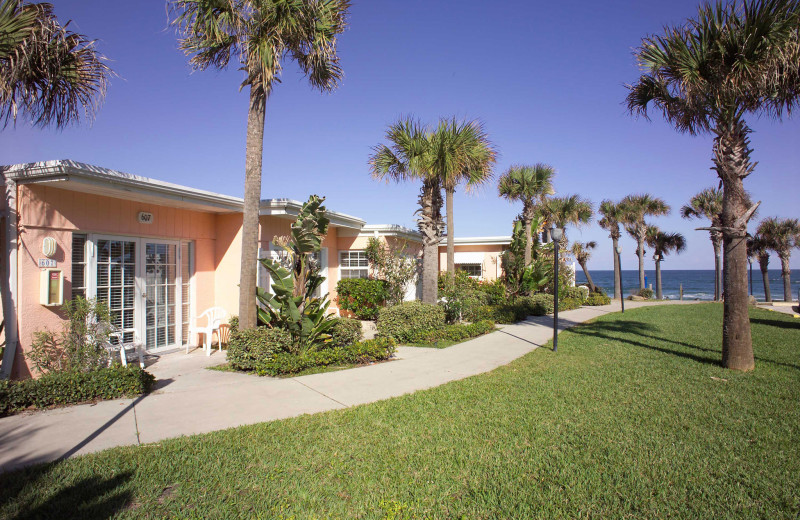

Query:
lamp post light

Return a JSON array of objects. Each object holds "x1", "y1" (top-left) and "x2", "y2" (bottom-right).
[
  {"x1": 551, "y1": 226, "x2": 565, "y2": 352},
  {"x1": 616, "y1": 245, "x2": 624, "y2": 313}
]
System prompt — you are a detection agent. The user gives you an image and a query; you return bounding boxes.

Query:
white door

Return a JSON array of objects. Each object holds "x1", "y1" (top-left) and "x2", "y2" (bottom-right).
[
  {"x1": 94, "y1": 237, "x2": 138, "y2": 344},
  {"x1": 141, "y1": 240, "x2": 181, "y2": 350}
]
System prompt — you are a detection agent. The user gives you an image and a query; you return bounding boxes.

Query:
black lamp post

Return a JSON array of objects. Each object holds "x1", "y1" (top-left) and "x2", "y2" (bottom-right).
[
  {"x1": 616, "y1": 245, "x2": 624, "y2": 313},
  {"x1": 551, "y1": 226, "x2": 564, "y2": 352},
  {"x1": 748, "y1": 257, "x2": 753, "y2": 297}
]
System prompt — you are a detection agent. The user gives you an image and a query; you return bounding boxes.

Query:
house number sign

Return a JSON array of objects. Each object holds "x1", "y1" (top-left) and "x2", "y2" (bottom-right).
[{"x1": 137, "y1": 211, "x2": 154, "y2": 224}]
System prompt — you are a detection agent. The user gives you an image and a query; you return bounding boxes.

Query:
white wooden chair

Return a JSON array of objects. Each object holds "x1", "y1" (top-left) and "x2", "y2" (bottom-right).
[
  {"x1": 188, "y1": 307, "x2": 227, "y2": 356},
  {"x1": 103, "y1": 325, "x2": 145, "y2": 368}
]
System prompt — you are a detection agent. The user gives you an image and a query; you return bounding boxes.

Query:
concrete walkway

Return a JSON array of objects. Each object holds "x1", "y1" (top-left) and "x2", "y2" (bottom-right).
[{"x1": 0, "y1": 300, "x2": 697, "y2": 472}]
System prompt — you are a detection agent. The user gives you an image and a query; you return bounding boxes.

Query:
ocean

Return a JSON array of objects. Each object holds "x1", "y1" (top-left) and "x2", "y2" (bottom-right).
[{"x1": 574, "y1": 269, "x2": 800, "y2": 301}]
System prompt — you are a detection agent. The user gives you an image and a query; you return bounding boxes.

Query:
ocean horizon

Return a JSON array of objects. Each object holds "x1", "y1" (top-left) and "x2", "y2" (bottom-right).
[{"x1": 574, "y1": 269, "x2": 800, "y2": 301}]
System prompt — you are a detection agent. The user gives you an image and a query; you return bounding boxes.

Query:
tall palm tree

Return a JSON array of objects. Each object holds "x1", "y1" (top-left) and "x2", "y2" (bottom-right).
[
  {"x1": 626, "y1": 0, "x2": 800, "y2": 370},
  {"x1": 621, "y1": 194, "x2": 670, "y2": 291},
  {"x1": 0, "y1": 0, "x2": 111, "y2": 379},
  {"x1": 681, "y1": 188, "x2": 724, "y2": 301},
  {"x1": 369, "y1": 118, "x2": 442, "y2": 303},
  {"x1": 571, "y1": 241, "x2": 597, "y2": 293},
  {"x1": 646, "y1": 226, "x2": 686, "y2": 300},
  {"x1": 436, "y1": 118, "x2": 497, "y2": 275},
  {"x1": 497, "y1": 164, "x2": 555, "y2": 266},
  {"x1": 748, "y1": 234, "x2": 773, "y2": 302},
  {"x1": 598, "y1": 199, "x2": 631, "y2": 300},
  {"x1": 757, "y1": 217, "x2": 800, "y2": 302},
  {"x1": 172, "y1": 0, "x2": 350, "y2": 330}
]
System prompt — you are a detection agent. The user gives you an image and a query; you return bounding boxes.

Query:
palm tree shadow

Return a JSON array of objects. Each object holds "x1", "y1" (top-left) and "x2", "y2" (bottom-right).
[
  {"x1": 750, "y1": 317, "x2": 800, "y2": 330},
  {"x1": 569, "y1": 320, "x2": 721, "y2": 367},
  {"x1": 2, "y1": 467, "x2": 133, "y2": 520}
]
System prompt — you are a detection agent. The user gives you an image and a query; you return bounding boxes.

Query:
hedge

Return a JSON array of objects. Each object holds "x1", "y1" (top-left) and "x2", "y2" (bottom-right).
[
  {"x1": 328, "y1": 317, "x2": 363, "y2": 348},
  {"x1": 257, "y1": 337, "x2": 397, "y2": 376},
  {"x1": 376, "y1": 301, "x2": 445, "y2": 342},
  {"x1": 413, "y1": 320, "x2": 496, "y2": 344},
  {"x1": 227, "y1": 327, "x2": 294, "y2": 373},
  {"x1": 585, "y1": 292, "x2": 611, "y2": 306},
  {"x1": 0, "y1": 366, "x2": 155, "y2": 417},
  {"x1": 336, "y1": 278, "x2": 388, "y2": 320},
  {"x1": 464, "y1": 304, "x2": 528, "y2": 324}
]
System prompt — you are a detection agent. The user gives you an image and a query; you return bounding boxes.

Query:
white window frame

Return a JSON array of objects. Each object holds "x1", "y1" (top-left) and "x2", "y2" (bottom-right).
[
  {"x1": 457, "y1": 263, "x2": 483, "y2": 280},
  {"x1": 339, "y1": 250, "x2": 370, "y2": 279}
]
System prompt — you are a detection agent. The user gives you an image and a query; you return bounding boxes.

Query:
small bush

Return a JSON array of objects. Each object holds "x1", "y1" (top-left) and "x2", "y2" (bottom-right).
[
  {"x1": 226, "y1": 327, "x2": 293, "y2": 372},
  {"x1": 475, "y1": 279, "x2": 508, "y2": 305},
  {"x1": 328, "y1": 317, "x2": 363, "y2": 348},
  {"x1": 228, "y1": 315, "x2": 239, "y2": 333},
  {"x1": 560, "y1": 297, "x2": 583, "y2": 311},
  {"x1": 465, "y1": 304, "x2": 527, "y2": 324},
  {"x1": 516, "y1": 294, "x2": 555, "y2": 316},
  {"x1": 565, "y1": 286, "x2": 589, "y2": 301},
  {"x1": 336, "y1": 278, "x2": 389, "y2": 320},
  {"x1": 259, "y1": 337, "x2": 397, "y2": 376},
  {"x1": 377, "y1": 301, "x2": 445, "y2": 342},
  {"x1": 585, "y1": 292, "x2": 611, "y2": 306},
  {"x1": 0, "y1": 366, "x2": 155, "y2": 417},
  {"x1": 414, "y1": 320, "x2": 496, "y2": 344},
  {"x1": 638, "y1": 288, "x2": 655, "y2": 299}
]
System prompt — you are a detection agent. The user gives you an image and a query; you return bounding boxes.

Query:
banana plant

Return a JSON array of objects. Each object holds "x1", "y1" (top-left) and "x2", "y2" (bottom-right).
[{"x1": 256, "y1": 195, "x2": 336, "y2": 350}]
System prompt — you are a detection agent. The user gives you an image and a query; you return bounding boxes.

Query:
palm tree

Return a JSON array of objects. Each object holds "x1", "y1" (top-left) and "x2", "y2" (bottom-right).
[
  {"x1": 571, "y1": 241, "x2": 597, "y2": 293},
  {"x1": 621, "y1": 194, "x2": 670, "y2": 291},
  {"x1": 543, "y1": 195, "x2": 593, "y2": 241},
  {"x1": 497, "y1": 164, "x2": 555, "y2": 266},
  {"x1": 0, "y1": 0, "x2": 111, "y2": 127},
  {"x1": 646, "y1": 226, "x2": 686, "y2": 300},
  {"x1": 626, "y1": 0, "x2": 800, "y2": 370},
  {"x1": 436, "y1": 118, "x2": 497, "y2": 275},
  {"x1": 748, "y1": 234, "x2": 773, "y2": 302},
  {"x1": 171, "y1": 0, "x2": 350, "y2": 330},
  {"x1": 0, "y1": 0, "x2": 111, "y2": 379},
  {"x1": 681, "y1": 188, "x2": 724, "y2": 301},
  {"x1": 757, "y1": 217, "x2": 800, "y2": 302},
  {"x1": 369, "y1": 118, "x2": 441, "y2": 303},
  {"x1": 598, "y1": 199, "x2": 631, "y2": 300}
]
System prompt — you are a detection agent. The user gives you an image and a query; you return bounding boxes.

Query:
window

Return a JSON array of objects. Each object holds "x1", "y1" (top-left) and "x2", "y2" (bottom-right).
[
  {"x1": 457, "y1": 263, "x2": 482, "y2": 279},
  {"x1": 181, "y1": 242, "x2": 194, "y2": 346},
  {"x1": 71, "y1": 234, "x2": 87, "y2": 300},
  {"x1": 339, "y1": 251, "x2": 369, "y2": 279}
]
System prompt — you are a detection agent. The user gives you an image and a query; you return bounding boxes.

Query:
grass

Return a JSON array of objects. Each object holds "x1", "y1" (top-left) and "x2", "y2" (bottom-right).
[{"x1": 1, "y1": 304, "x2": 798, "y2": 519}]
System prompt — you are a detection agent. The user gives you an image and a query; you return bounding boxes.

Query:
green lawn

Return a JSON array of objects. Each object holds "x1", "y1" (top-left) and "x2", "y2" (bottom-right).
[{"x1": 2, "y1": 304, "x2": 799, "y2": 519}]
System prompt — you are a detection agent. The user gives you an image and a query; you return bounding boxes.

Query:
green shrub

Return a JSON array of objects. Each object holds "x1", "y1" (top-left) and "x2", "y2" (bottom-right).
[
  {"x1": 476, "y1": 279, "x2": 507, "y2": 305},
  {"x1": 464, "y1": 304, "x2": 527, "y2": 324},
  {"x1": 228, "y1": 315, "x2": 239, "y2": 333},
  {"x1": 328, "y1": 317, "x2": 363, "y2": 348},
  {"x1": 564, "y1": 286, "x2": 588, "y2": 301},
  {"x1": 638, "y1": 288, "x2": 655, "y2": 299},
  {"x1": 516, "y1": 294, "x2": 554, "y2": 316},
  {"x1": 414, "y1": 320, "x2": 496, "y2": 344},
  {"x1": 377, "y1": 301, "x2": 445, "y2": 342},
  {"x1": 0, "y1": 366, "x2": 155, "y2": 417},
  {"x1": 585, "y1": 292, "x2": 611, "y2": 306},
  {"x1": 226, "y1": 327, "x2": 293, "y2": 372},
  {"x1": 258, "y1": 337, "x2": 397, "y2": 376},
  {"x1": 560, "y1": 297, "x2": 583, "y2": 311},
  {"x1": 336, "y1": 278, "x2": 389, "y2": 320}
]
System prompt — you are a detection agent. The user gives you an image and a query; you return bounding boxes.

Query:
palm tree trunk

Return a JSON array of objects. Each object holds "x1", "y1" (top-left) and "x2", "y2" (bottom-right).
[
  {"x1": 637, "y1": 236, "x2": 645, "y2": 291},
  {"x1": 759, "y1": 255, "x2": 771, "y2": 303},
  {"x1": 238, "y1": 87, "x2": 266, "y2": 330},
  {"x1": 655, "y1": 259, "x2": 662, "y2": 300},
  {"x1": 580, "y1": 262, "x2": 595, "y2": 292},
  {"x1": 611, "y1": 235, "x2": 621, "y2": 299},
  {"x1": 446, "y1": 187, "x2": 455, "y2": 275},
  {"x1": 523, "y1": 216, "x2": 532, "y2": 267},
  {"x1": 780, "y1": 254, "x2": 792, "y2": 302},
  {"x1": 715, "y1": 120, "x2": 754, "y2": 371},
  {"x1": 712, "y1": 237, "x2": 722, "y2": 301},
  {"x1": 418, "y1": 179, "x2": 441, "y2": 304}
]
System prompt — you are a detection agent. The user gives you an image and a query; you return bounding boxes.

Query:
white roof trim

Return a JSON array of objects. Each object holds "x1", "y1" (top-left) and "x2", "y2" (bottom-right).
[
  {"x1": 1, "y1": 160, "x2": 244, "y2": 213},
  {"x1": 454, "y1": 252, "x2": 486, "y2": 264},
  {"x1": 451, "y1": 236, "x2": 511, "y2": 246},
  {"x1": 260, "y1": 198, "x2": 365, "y2": 230}
]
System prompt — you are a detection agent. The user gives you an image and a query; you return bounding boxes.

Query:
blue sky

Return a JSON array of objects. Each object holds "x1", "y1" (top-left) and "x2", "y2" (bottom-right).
[{"x1": 1, "y1": 0, "x2": 798, "y2": 270}]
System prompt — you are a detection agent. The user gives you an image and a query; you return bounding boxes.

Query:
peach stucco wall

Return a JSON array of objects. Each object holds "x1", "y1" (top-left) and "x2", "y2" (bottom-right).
[
  {"x1": 12, "y1": 185, "x2": 228, "y2": 378},
  {"x1": 437, "y1": 244, "x2": 506, "y2": 281}
]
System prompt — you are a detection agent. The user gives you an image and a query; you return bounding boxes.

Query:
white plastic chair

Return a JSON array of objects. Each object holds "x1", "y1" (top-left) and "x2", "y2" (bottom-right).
[
  {"x1": 103, "y1": 325, "x2": 145, "y2": 368},
  {"x1": 188, "y1": 307, "x2": 227, "y2": 356}
]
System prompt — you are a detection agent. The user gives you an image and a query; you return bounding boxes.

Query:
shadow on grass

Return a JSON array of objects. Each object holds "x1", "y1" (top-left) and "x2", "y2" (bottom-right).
[
  {"x1": 1, "y1": 467, "x2": 133, "y2": 520},
  {"x1": 750, "y1": 317, "x2": 800, "y2": 330},
  {"x1": 569, "y1": 318, "x2": 800, "y2": 371}
]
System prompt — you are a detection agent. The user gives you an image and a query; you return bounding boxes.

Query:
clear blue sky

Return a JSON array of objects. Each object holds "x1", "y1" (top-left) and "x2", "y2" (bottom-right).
[{"x1": 2, "y1": 0, "x2": 798, "y2": 270}]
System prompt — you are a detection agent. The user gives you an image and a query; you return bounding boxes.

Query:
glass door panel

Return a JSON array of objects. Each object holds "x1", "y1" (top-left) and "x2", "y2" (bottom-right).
[
  {"x1": 96, "y1": 239, "x2": 137, "y2": 343},
  {"x1": 145, "y1": 242, "x2": 178, "y2": 350}
]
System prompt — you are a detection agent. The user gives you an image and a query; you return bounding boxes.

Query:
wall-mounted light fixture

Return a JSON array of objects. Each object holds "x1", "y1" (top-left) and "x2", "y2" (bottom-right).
[{"x1": 42, "y1": 237, "x2": 57, "y2": 258}]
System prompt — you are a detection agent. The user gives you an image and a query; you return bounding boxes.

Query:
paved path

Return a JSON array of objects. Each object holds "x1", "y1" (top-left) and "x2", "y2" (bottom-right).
[{"x1": 0, "y1": 300, "x2": 697, "y2": 472}]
